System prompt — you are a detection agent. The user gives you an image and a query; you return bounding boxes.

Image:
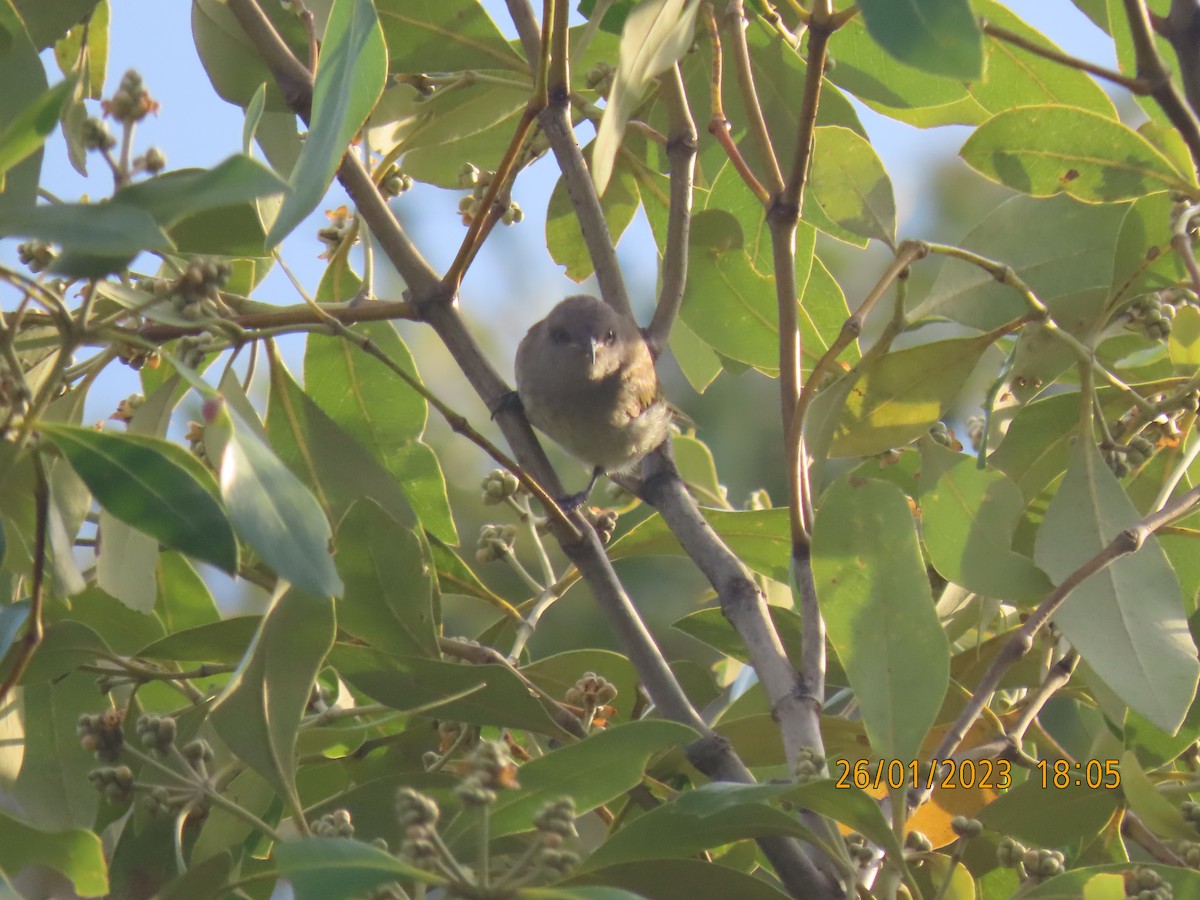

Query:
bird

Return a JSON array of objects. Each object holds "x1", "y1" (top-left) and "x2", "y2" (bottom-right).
[{"x1": 514, "y1": 295, "x2": 671, "y2": 509}]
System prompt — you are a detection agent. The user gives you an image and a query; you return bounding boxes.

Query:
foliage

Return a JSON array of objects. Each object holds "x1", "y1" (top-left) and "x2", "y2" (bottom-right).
[{"x1": 2, "y1": 0, "x2": 1200, "y2": 898}]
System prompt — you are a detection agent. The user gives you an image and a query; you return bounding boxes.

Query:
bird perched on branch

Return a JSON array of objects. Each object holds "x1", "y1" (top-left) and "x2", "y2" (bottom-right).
[{"x1": 514, "y1": 294, "x2": 671, "y2": 509}]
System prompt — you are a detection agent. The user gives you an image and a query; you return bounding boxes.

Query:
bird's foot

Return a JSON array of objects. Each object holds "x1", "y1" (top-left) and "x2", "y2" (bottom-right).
[{"x1": 490, "y1": 390, "x2": 523, "y2": 419}]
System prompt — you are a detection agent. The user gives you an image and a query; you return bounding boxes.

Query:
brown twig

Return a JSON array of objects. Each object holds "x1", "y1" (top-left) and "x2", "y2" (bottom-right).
[
  {"x1": 981, "y1": 19, "x2": 1147, "y2": 92},
  {"x1": 704, "y1": 4, "x2": 770, "y2": 205},
  {"x1": 1123, "y1": 0, "x2": 1200, "y2": 177},
  {"x1": 914, "y1": 479, "x2": 1200, "y2": 809},
  {"x1": 724, "y1": 0, "x2": 784, "y2": 194}
]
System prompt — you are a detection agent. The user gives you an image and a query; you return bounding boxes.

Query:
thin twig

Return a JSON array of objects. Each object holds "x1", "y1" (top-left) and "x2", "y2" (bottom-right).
[
  {"x1": 981, "y1": 19, "x2": 1147, "y2": 91},
  {"x1": 704, "y1": 4, "x2": 770, "y2": 204},
  {"x1": 646, "y1": 63, "x2": 696, "y2": 356},
  {"x1": 0, "y1": 454, "x2": 48, "y2": 703},
  {"x1": 724, "y1": 0, "x2": 783, "y2": 194},
  {"x1": 914, "y1": 479, "x2": 1200, "y2": 809}
]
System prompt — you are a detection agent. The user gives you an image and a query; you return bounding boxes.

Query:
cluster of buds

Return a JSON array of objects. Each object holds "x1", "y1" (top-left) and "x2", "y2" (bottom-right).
[
  {"x1": 133, "y1": 146, "x2": 167, "y2": 176},
  {"x1": 318, "y1": 205, "x2": 358, "y2": 260},
  {"x1": 88, "y1": 765, "x2": 135, "y2": 805},
  {"x1": 456, "y1": 164, "x2": 522, "y2": 226},
  {"x1": 966, "y1": 414, "x2": 986, "y2": 449},
  {"x1": 745, "y1": 488, "x2": 772, "y2": 511},
  {"x1": 533, "y1": 798, "x2": 580, "y2": 876},
  {"x1": 587, "y1": 507, "x2": 619, "y2": 545},
  {"x1": 0, "y1": 367, "x2": 32, "y2": 433},
  {"x1": 792, "y1": 746, "x2": 826, "y2": 784},
  {"x1": 136, "y1": 714, "x2": 177, "y2": 756},
  {"x1": 904, "y1": 831, "x2": 933, "y2": 854},
  {"x1": 1124, "y1": 291, "x2": 1186, "y2": 341},
  {"x1": 1184, "y1": 800, "x2": 1200, "y2": 830},
  {"x1": 77, "y1": 709, "x2": 125, "y2": 763},
  {"x1": 311, "y1": 808, "x2": 356, "y2": 838},
  {"x1": 1102, "y1": 432, "x2": 1157, "y2": 478},
  {"x1": 1175, "y1": 840, "x2": 1200, "y2": 869},
  {"x1": 928, "y1": 420, "x2": 962, "y2": 450},
  {"x1": 111, "y1": 393, "x2": 145, "y2": 424},
  {"x1": 103, "y1": 69, "x2": 159, "y2": 124},
  {"x1": 481, "y1": 468, "x2": 521, "y2": 505},
  {"x1": 185, "y1": 421, "x2": 209, "y2": 466},
  {"x1": 114, "y1": 342, "x2": 160, "y2": 371},
  {"x1": 476, "y1": 523, "x2": 518, "y2": 563},
  {"x1": 176, "y1": 333, "x2": 215, "y2": 371},
  {"x1": 565, "y1": 672, "x2": 617, "y2": 709},
  {"x1": 1124, "y1": 866, "x2": 1174, "y2": 899},
  {"x1": 396, "y1": 787, "x2": 441, "y2": 866},
  {"x1": 379, "y1": 166, "x2": 414, "y2": 198},
  {"x1": 950, "y1": 816, "x2": 983, "y2": 840},
  {"x1": 1021, "y1": 847, "x2": 1065, "y2": 880},
  {"x1": 16, "y1": 240, "x2": 55, "y2": 274},
  {"x1": 844, "y1": 833, "x2": 875, "y2": 866},
  {"x1": 584, "y1": 62, "x2": 615, "y2": 97},
  {"x1": 81, "y1": 117, "x2": 116, "y2": 152},
  {"x1": 181, "y1": 738, "x2": 215, "y2": 778},
  {"x1": 456, "y1": 740, "x2": 520, "y2": 808}
]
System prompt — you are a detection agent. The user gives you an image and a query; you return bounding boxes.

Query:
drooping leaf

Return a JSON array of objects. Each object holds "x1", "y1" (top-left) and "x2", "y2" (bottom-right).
[
  {"x1": 0, "y1": 77, "x2": 74, "y2": 189},
  {"x1": 379, "y1": 0, "x2": 525, "y2": 75},
  {"x1": 1034, "y1": 439, "x2": 1199, "y2": 732},
  {"x1": 210, "y1": 586, "x2": 336, "y2": 805},
  {"x1": 335, "y1": 499, "x2": 438, "y2": 657},
  {"x1": 275, "y1": 837, "x2": 438, "y2": 900},
  {"x1": 266, "y1": 0, "x2": 386, "y2": 245},
  {"x1": 592, "y1": 0, "x2": 701, "y2": 194},
  {"x1": 202, "y1": 386, "x2": 343, "y2": 598},
  {"x1": 812, "y1": 478, "x2": 949, "y2": 761}
]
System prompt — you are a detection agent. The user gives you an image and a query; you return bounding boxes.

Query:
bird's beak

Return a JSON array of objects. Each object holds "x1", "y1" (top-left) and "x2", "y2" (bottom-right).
[{"x1": 585, "y1": 337, "x2": 598, "y2": 367}]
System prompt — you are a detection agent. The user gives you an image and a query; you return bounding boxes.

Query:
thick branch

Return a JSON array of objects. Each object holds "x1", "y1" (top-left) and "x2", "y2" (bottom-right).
[
  {"x1": 1123, "y1": 0, "x2": 1200, "y2": 177},
  {"x1": 1160, "y1": 0, "x2": 1200, "y2": 121}
]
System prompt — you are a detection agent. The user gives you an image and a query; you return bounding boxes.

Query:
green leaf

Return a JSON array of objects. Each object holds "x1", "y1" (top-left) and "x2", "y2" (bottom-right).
[
  {"x1": 580, "y1": 782, "x2": 807, "y2": 872},
  {"x1": 210, "y1": 587, "x2": 336, "y2": 806},
  {"x1": 812, "y1": 478, "x2": 949, "y2": 761},
  {"x1": 155, "y1": 551, "x2": 221, "y2": 632},
  {"x1": 12, "y1": 673, "x2": 100, "y2": 829},
  {"x1": 1170, "y1": 305, "x2": 1200, "y2": 368},
  {"x1": 1023, "y1": 864, "x2": 1200, "y2": 899},
  {"x1": 0, "y1": 0, "x2": 49, "y2": 214},
  {"x1": 1111, "y1": 193, "x2": 1192, "y2": 306},
  {"x1": 825, "y1": 13, "x2": 968, "y2": 115},
  {"x1": 920, "y1": 454, "x2": 1053, "y2": 601},
  {"x1": 571, "y1": 859, "x2": 793, "y2": 900},
  {"x1": 548, "y1": 157, "x2": 640, "y2": 281},
  {"x1": 335, "y1": 499, "x2": 438, "y2": 657},
  {"x1": 275, "y1": 837, "x2": 437, "y2": 900},
  {"x1": 267, "y1": 352, "x2": 422, "y2": 538},
  {"x1": 806, "y1": 126, "x2": 896, "y2": 247},
  {"x1": 610, "y1": 507, "x2": 790, "y2": 583},
  {"x1": 447, "y1": 721, "x2": 698, "y2": 843},
  {"x1": 379, "y1": 0, "x2": 525, "y2": 75},
  {"x1": 1118, "y1": 749, "x2": 1194, "y2": 840},
  {"x1": 978, "y1": 773, "x2": 1118, "y2": 847},
  {"x1": 12, "y1": 0, "x2": 100, "y2": 49},
  {"x1": 114, "y1": 154, "x2": 286, "y2": 227},
  {"x1": 303, "y1": 324, "x2": 454, "y2": 542},
  {"x1": 266, "y1": 0, "x2": 386, "y2": 245},
  {"x1": 1034, "y1": 439, "x2": 1199, "y2": 732},
  {"x1": 593, "y1": 0, "x2": 700, "y2": 194},
  {"x1": 0, "y1": 77, "x2": 74, "y2": 189},
  {"x1": 0, "y1": 810, "x2": 107, "y2": 897},
  {"x1": 820, "y1": 336, "x2": 992, "y2": 458},
  {"x1": 856, "y1": 0, "x2": 982, "y2": 79},
  {"x1": 0, "y1": 201, "x2": 172, "y2": 270},
  {"x1": 961, "y1": 105, "x2": 1195, "y2": 203},
  {"x1": 330, "y1": 644, "x2": 570, "y2": 736},
  {"x1": 39, "y1": 423, "x2": 238, "y2": 574},
  {"x1": 20, "y1": 619, "x2": 108, "y2": 683},
  {"x1": 921, "y1": 195, "x2": 1125, "y2": 330},
  {"x1": 136, "y1": 616, "x2": 261, "y2": 663},
  {"x1": 203, "y1": 390, "x2": 344, "y2": 598}
]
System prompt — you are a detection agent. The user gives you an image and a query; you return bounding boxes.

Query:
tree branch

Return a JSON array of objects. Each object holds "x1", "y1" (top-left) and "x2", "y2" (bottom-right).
[{"x1": 646, "y1": 64, "x2": 696, "y2": 355}]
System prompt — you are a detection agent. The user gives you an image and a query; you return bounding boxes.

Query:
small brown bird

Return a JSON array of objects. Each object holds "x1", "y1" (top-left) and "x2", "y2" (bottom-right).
[{"x1": 515, "y1": 295, "x2": 671, "y2": 508}]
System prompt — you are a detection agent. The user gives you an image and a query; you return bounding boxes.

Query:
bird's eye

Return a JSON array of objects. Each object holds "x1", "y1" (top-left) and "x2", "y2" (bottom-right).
[
  {"x1": 604, "y1": 329, "x2": 616, "y2": 345},
  {"x1": 550, "y1": 327, "x2": 569, "y2": 345}
]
